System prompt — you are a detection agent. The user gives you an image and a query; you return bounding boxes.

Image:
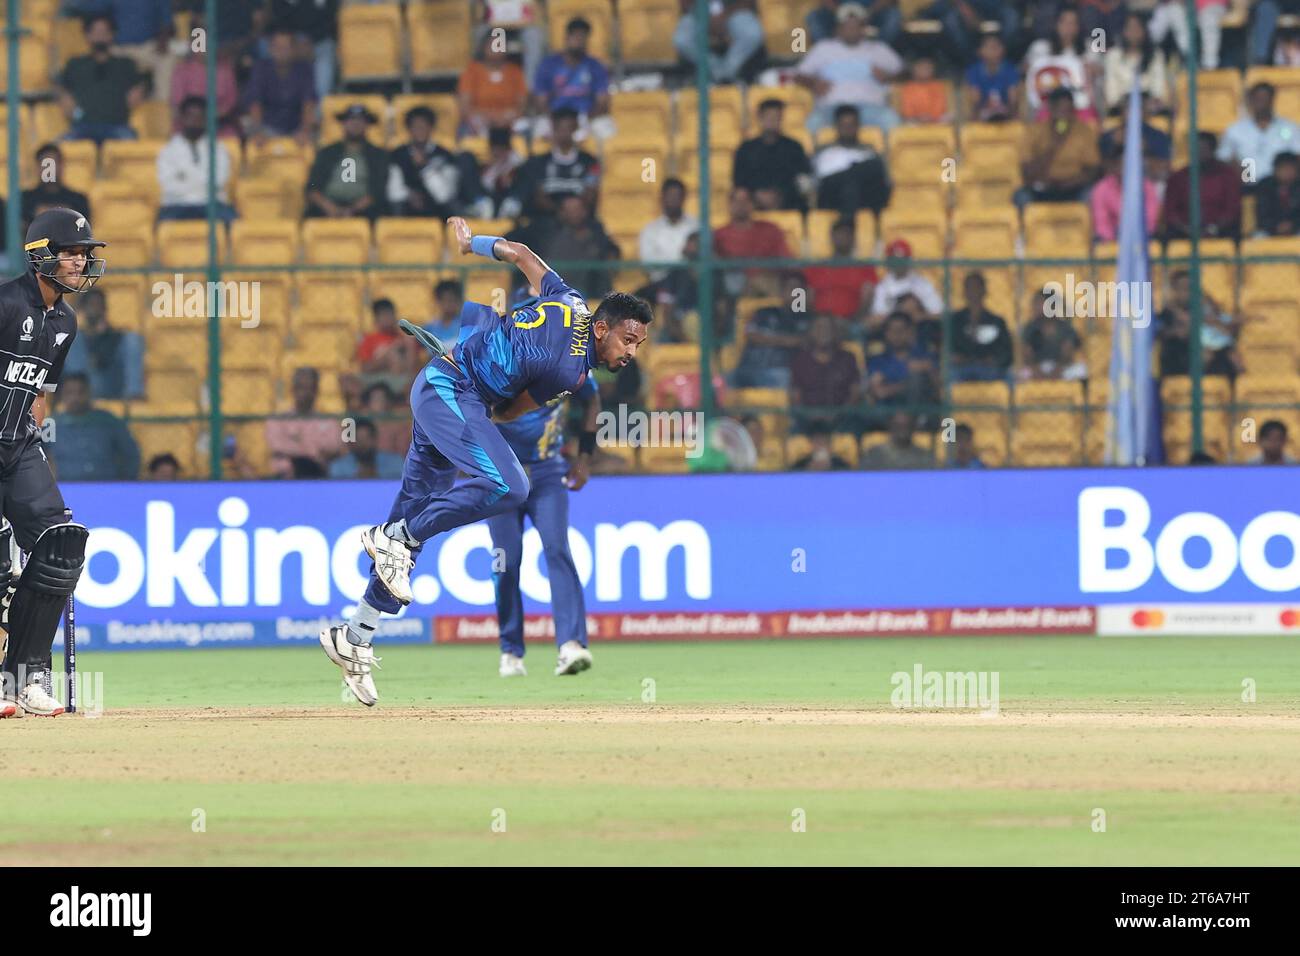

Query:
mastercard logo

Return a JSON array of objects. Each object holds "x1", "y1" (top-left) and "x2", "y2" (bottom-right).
[
  {"x1": 1131, "y1": 609, "x2": 1165, "y2": 628},
  {"x1": 1280, "y1": 610, "x2": 1300, "y2": 628}
]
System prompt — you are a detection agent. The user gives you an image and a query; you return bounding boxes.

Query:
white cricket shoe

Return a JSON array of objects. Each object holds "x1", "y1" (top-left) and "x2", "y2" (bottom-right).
[
  {"x1": 0, "y1": 699, "x2": 16, "y2": 719},
  {"x1": 319, "y1": 625, "x2": 381, "y2": 707},
  {"x1": 362, "y1": 524, "x2": 414, "y2": 606},
  {"x1": 554, "y1": 640, "x2": 592, "y2": 676},
  {"x1": 16, "y1": 677, "x2": 64, "y2": 717},
  {"x1": 499, "y1": 653, "x2": 527, "y2": 677}
]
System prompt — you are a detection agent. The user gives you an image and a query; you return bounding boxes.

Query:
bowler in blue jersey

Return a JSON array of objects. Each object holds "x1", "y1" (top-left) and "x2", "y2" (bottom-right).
[{"x1": 320, "y1": 216, "x2": 652, "y2": 706}]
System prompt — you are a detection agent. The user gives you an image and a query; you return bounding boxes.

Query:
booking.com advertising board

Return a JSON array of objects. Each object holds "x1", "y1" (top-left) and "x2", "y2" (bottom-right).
[{"x1": 52, "y1": 467, "x2": 1300, "y2": 652}]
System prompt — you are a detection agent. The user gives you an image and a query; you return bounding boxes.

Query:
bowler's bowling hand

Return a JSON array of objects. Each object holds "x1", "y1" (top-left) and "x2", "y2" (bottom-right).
[
  {"x1": 447, "y1": 216, "x2": 473, "y2": 255},
  {"x1": 565, "y1": 457, "x2": 590, "y2": 491}
]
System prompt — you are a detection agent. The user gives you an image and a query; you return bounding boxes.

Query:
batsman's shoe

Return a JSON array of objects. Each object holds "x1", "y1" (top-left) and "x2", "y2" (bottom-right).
[
  {"x1": 554, "y1": 640, "x2": 593, "y2": 676},
  {"x1": 499, "y1": 653, "x2": 527, "y2": 677},
  {"x1": 16, "y1": 677, "x2": 64, "y2": 717},
  {"x1": 0, "y1": 699, "x2": 16, "y2": 719},
  {"x1": 319, "y1": 625, "x2": 381, "y2": 707},
  {"x1": 362, "y1": 525, "x2": 414, "y2": 606}
]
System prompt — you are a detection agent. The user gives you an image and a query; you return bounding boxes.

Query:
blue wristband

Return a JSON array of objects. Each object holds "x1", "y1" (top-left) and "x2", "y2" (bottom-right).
[{"x1": 470, "y1": 235, "x2": 504, "y2": 260}]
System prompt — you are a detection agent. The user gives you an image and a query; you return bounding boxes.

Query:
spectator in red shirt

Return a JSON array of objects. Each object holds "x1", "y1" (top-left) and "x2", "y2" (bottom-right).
[
  {"x1": 791, "y1": 313, "x2": 863, "y2": 433},
  {"x1": 1162, "y1": 131, "x2": 1242, "y2": 240},
  {"x1": 714, "y1": 186, "x2": 792, "y2": 297},
  {"x1": 803, "y1": 217, "x2": 877, "y2": 320},
  {"x1": 356, "y1": 298, "x2": 412, "y2": 378}
]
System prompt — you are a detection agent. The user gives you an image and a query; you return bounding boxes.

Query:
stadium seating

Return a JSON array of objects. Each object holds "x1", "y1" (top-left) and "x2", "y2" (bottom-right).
[
  {"x1": 409, "y1": 0, "x2": 472, "y2": 78},
  {"x1": 338, "y1": 3, "x2": 404, "y2": 83},
  {"x1": 295, "y1": 270, "x2": 367, "y2": 328},
  {"x1": 620, "y1": 0, "x2": 679, "y2": 66},
  {"x1": 318, "y1": 95, "x2": 390, "y2": 147},
  {"x1": 156, "y1": 221, "x2": 229, "y2": 269},
  {"x1": 375, "y1": 217, "x2": 444, "y2": 265},
  {"x1": 101, "y1": 140, "x2": 165, "y2": 190},
  {"x1": 302, "y1": 219, "x2": 372, "y2": 265}
]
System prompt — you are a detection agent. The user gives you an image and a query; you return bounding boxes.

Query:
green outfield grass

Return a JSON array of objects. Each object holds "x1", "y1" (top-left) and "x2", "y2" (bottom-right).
[{"x1": 2, "y1": 636, "x2": 1298, "y2": 865}]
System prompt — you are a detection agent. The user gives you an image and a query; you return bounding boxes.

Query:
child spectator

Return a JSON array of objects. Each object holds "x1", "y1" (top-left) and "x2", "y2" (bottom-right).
[
  {"x1": 898, "y1": 54, "x2": 951, "y2": 124},
  {"x1": 963, "y1": 32, "x2": 1020, "y2": 122}
]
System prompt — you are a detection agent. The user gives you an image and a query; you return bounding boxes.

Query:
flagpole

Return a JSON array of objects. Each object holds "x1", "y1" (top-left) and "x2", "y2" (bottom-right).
[{"x1": 1185, "y1": 0, "x2": 1204, "y2": 456}]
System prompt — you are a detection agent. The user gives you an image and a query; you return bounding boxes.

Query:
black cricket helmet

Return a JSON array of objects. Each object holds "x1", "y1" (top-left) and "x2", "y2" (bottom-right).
[{"x1": 24, "y1": 207, "x2": 107, "y2": 294}]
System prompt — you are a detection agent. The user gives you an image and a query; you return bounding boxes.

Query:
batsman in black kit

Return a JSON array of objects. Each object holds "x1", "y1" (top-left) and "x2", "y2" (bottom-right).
[{"x1": 0, "y1": 208, "x2": 101, "y2": 718}]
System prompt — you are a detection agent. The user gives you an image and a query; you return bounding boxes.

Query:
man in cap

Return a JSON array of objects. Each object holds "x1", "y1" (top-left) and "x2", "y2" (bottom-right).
[
  {"x1": 0, "y1": 207, "x2": 100, "y2": 718},
  {"x1": 305, "y1": 103, "x2": 390, "y2": 221}
]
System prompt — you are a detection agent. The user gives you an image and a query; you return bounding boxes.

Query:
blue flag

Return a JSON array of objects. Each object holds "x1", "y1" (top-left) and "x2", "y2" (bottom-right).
[{"x1": 1107, "y1": 77, "x2": 1163, "y2": 465}]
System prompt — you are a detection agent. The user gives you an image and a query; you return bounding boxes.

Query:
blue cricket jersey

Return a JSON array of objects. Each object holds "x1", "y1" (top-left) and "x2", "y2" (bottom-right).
[
  {"x1": 451, "y1": 269, "x2": 595, "y2": 408},
  {"x1": 496, "y1": 374, "x2": 598, "y2": 465}
]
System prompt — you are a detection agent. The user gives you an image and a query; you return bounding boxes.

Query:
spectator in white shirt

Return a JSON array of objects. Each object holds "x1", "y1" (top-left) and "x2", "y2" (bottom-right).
[
  {"x1": 639, "y1": 178, "x2": 698, "y2": 281},
  {"x1": 795, "y1": 2, "x2": 902, "y2": 133},
  {"x1": 1219, "y1": 82, "x2": 1300, "y2": 186},
  {"x1": 157, "y1": 95, "x2": 235, "y2": 224},
  {"x1": 868, "y1": 238, "x2": 942, "y2": 339}
]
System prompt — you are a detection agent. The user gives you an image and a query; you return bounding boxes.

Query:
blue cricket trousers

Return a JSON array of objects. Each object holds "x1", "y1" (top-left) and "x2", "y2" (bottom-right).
[
  {"x1": 362, "y1": 359, "x2": 529, "y2": 615},
  {"x1": 486, "y1": 456, "x2": 589, "y2": 657}
]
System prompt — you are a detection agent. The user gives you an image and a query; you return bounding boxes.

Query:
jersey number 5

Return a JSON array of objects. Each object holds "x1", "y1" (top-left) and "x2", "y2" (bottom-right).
[{"x1": 513, "y1": 300, "x2": 572, "y2": 330}]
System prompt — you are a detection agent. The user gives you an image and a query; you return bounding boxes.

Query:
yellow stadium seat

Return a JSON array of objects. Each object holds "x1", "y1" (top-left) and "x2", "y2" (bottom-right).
[
  {"x1": 753, "y1": 210, "x2": 804, "y2": 257},
  {"x1": 951, "y1": 207, "x2": 1017, "y2": 259},
  {"x1": 295, "y1": 270, "x2": 367, "y2": 327},
  {"x1": 245, "y1": 137, "x2": 313, "y2": 183},
  {"x1": 1174, "y1": 70, "x2": 1242, "y2": 133},
  {"x1": 96, "y1": 223, "x2": 154, "y2": 269},
  {"x1": 130, "y1": 422, "x2": 201, "y2": 478},
  {"x1": 891, "y1": 181, "x2": 949, "y2": 218},
  {"x1": 0, "y1": 30, "x2": 52, "y2": 94},
  {"x1": 462, "y1": 268, "x2": 513, "y2": 312},
  {"x1": 954, "y1": 179, "x2": 1017, "y2": 212},
  {"x1": 234, "y1": 274, "x2": 291, "y2": 330},
  {"x1": 225, "y1": 421, "x2": 272, "y2": 477},
  {"x1": 221, "y1": 325, "x2": 284, "y2": 372},
  {"x1": 220, "y1": 371, "x2": 276, "y2": 417},
  {"x1": 638, "y1": 443, "x2": 691, "y2": 474},
  {"x1": 31, "y1": 100, "x2": 68, "y2": 145},
  {"x1": 1024, "y1": 203, "x2": 1091, "y2": 259},
  {"x1": 878, "y1": 209, "x2": 947, "y2": 264},
  {"x1": 237, "y1": 177, "x2": 298, "y2": 220},
  {"x1": 549, "y1": 0, "x2": 614, "y2": 60},
  {"x1": 130, "y1": 101, "x2": 172, "y2": 141},
  {"x1": 645, "y1": 342, "x2": 702, "y2": 378},
  {"x1": 338, "y1": 3, "x2": 403, "y2": 82},
  {"x1": 728, "y1": 387, "x2": 789, "y2": 410},
  {"x1": 889, "y1": 126, "x2": 955, "y2": 185},
  {"x1": 283, "y1": 326, "x2": 361, "y2": 373},
  {"x1": 230, "y1": 221, "x2": 299, "y2": 266},
  {"x1": 1235, "y1": 374, "x2": 1300, "y2": 409},
  {"x1": 1244, "y1": 67, "x2": 1300, "y2": 129},
  {"x1": 756, "y1": 0, "x2": 808, "y2": 58},
  {"x1": 101, "y1": 140, "x2": 165, "y2": 189},
  {"x1": 90, "y1": 181, "x2": 159, "y2": 229},
  {"x1": 785, "y1": 433, "x2": 860, "y2": 467},
  {"x1": 1238, "y1": 320, "x2": 1298, "y2": 375},
  {"x1": 410, "y1": 0, "x2": 472, "y2": 77},
  {"x1": 620, "y1": 0, "x2": 679, "y2": 65},
  {"x1": 156, "y1": 221, "x2": 228, "y2": 270},
  {"x1": 318, "y1": 95, "x2": 390, "y2": 148},
  {"x1": 598, "y1": 186, "x2": 661, "y2": 233},
  {"x1": 748, "y1": 85, "x2": 813, "y2": 128},
  {"x1": 806, "y1": 209, "x2": 859, "y2": 259},
  {"x1": 56, "y1": 138, "x2": 96, "y2": 193},
  {"x1": 374, "y1": 218, "x2": 444, "y2": 266},
  {"x1": 370, "y1": 272, "x2": 434, "y2": 323},
  {"x1": 1239, "y1": 236, "x2": 1300, "y2": 293},
  {"x1": 138, "y1": 368, "x2": 202, "y2": 416},
  {"x1": 94, "y1": 275, "x2": 149, "y2": 333},
  {"x1": 609, "y1": 90, "x2": 672, "y2": 143},
  {"x1": 142, "y1": 318, "x2": 207, "y2": 374},
  {"x1": 679, "y1": 86, "x2": 745, "y2": 138},
  {"x1": 302, "y1": 219, "x2": 372, "y2": 265}
]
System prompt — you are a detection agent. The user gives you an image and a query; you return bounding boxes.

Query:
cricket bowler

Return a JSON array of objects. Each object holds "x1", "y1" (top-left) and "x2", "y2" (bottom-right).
[
  {"x1": 0, "y1": 208, "x2": 99, "y2": 718},
  {"x1": 320, "y1": 216, "x2": 651, "y2": 705}
]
